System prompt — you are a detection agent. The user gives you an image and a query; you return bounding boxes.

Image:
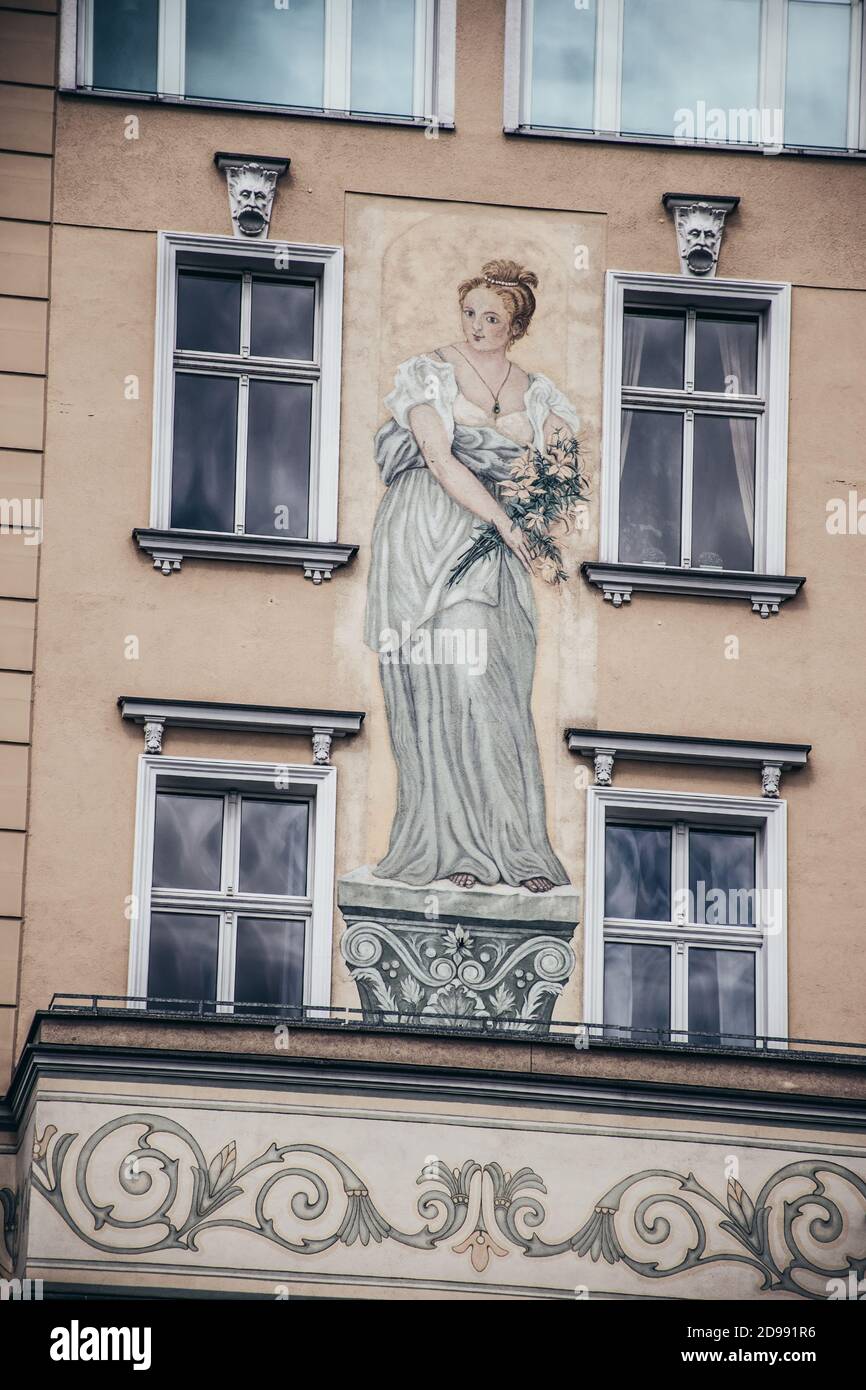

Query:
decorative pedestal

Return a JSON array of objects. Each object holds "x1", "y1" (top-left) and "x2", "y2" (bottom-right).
[{"x1": 338, "y1": 867, "x2": 580, "y2": 1035}]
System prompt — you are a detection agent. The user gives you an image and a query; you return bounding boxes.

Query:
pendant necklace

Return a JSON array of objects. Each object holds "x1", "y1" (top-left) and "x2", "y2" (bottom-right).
[{"x1": 455, "y1": 348, "x2": 513, "y2": 418}]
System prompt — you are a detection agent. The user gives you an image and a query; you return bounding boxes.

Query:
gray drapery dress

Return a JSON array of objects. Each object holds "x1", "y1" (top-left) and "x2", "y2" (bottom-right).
[{"x1": 364, "y1": 354, "x2": 579, "y2": 888}]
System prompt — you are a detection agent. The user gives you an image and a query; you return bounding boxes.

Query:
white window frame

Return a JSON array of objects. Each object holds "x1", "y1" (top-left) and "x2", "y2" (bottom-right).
[
  {"x1": 584, "y1": 786, "x2": 788, "y2": 1046},
  {"x1": 128, "y1": 755, "x2": 337, "y2": 1012},
  {"x1": 504, "y1": 0, "x2": 866, "y2": 154},
  {"x1": 151, "y1": 232, "x2": 343, "y2": 545},
  {"x1": 601, "y1": 271, "x2": 791, "y2": 576},
  {"x1": 61, "y1": 0, "x2": 456, "y2": 126}
]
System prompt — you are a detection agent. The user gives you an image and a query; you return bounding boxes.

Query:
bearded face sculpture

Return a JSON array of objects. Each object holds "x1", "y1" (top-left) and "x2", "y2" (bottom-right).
[
  {"x1": 663, "y1": 194, "x2": 739, "y2": 278},
  {"x1": 215, "y1": 154, "x2": 290, "y2": 240}
]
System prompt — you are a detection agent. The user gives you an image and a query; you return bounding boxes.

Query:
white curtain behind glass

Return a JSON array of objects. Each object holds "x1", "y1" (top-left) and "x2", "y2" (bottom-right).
[
  {"x1": 716, "y1": 321, "x2": 755, "y2": 544},
  {"x1": 620, "y1": 313, "x2": 647, "y2": 470}
]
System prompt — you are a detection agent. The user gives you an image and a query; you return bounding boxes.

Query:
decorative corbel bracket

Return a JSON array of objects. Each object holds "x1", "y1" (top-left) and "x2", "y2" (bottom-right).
[
  {"x1": 662, "y1": 193, "x2": 740, "y2": 278},
  {"x1": 215, "y1": 152, "x2": 290, "y2": 240},
  {"x1": 143, "y1": 719, "x2": 165, "y2": 755},
  {"x1": 593, "y1": 752, "x2": 615, "y2": 786}
]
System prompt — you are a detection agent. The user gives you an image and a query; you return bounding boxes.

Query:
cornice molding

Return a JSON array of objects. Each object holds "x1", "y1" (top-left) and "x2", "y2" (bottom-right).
[
  {"x1": 581, "y1": 561, "x2": 805, "y2": 616},
  {"x1": 3, "y1": 1024, "x2": 866, "y2": 1138},
  {"x1": 118, "y1": 697, "x2": 365, "y2": 762},
  {"x1": 133, "y1": 529, "x2": 358, "y2": 582},
  {"x1": 566, "y1": 728, "x2": 810, "y2": 796}
]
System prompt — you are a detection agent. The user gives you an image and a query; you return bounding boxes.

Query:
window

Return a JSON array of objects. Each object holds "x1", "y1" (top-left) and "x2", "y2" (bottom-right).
[
  {"x1": 584, "y1": 787, "x2": 788, "y2": 1047},
  {"x1": 150, "y1": 233, "x2": 343, "y2": 548},
  {"x1": 128, "y1": 757, "x2": 337, "y2": 1013},
  {"x1": 66, "y1": 0, "x2": 455, "y2": 124},
  {"x1": 600, "y1": 272, "x2": 791, "y2": 579},
  {"x1": 506, "y1": 0, "x2": 866, "y2": 153}
]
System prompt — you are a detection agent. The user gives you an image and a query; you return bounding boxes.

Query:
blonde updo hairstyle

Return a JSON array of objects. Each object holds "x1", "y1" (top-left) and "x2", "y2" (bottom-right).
[{"x1": 458, "y1": 259, "x2": 539, "y2": 345}]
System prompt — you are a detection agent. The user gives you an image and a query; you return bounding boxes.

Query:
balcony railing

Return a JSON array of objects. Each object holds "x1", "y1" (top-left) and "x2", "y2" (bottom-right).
[{"x1": 47, "y1": 993, "x2": 866, "y2": 1065}]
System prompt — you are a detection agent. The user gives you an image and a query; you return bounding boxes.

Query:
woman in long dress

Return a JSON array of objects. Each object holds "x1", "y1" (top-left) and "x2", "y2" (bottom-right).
[{"x1": 364, "y1": 260, "x2": 578, "y2": 893}]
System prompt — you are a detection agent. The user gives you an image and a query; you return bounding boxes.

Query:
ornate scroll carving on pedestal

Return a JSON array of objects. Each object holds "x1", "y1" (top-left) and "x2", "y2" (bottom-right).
[{"x1": 337, "y1": 867, "x2": 579, "y2": 1035}]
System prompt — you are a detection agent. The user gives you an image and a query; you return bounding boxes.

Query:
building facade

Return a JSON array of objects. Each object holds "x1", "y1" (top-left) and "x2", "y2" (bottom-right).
[{"x1": 1, "y1": 0, "x2": 865, "y2": 1301}]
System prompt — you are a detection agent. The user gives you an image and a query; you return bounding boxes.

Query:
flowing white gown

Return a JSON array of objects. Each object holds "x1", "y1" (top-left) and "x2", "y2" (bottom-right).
[{"x1": 364, "y1": 353, "x2": 579, "y2": 888}]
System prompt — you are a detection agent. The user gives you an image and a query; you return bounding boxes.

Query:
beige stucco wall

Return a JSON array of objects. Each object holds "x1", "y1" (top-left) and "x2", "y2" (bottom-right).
[{"x1": 8, "y1": 0, "x2": 866, "y2": 1079}]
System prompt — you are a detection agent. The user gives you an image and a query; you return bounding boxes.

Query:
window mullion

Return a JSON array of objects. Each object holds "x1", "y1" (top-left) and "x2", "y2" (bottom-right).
[
  {"x1": 681, "y1": 410, "x2": 694, "y2": 567},
  {"x1": 761, "y1": 0, "x2": 786, "y2": 145},
  {"x1": 672, "y1": 940, "x2": 687, "y2": 1041},
  {"x1": 217, "y1": 910, "x2": 236, "y2": 1009},
  {"x1": 235, "y1": 376, "x2": 250, "y2": 534},
  {"x1": 673, "y1": 821, "x2": 688, "y2": 923},
  {"x1": 224, "y1": 791, "x2": 240, "y2": 894},
  {"x1": 672, "y1": 821, "x2": 688, "y2": 1037},
  {"x1": 595, "y1": 0, "x2": 622, "y2": 134},
  {"x1": 682, "y1": 313, "x2": 696, "y2": 566},
  {"x1": 82, "y1": 0, "x2": 95, "y2": 86},
  {"x1": 848, "y1": 0, "x2": 864, "y2": 149},
  {"x1": 412, "y1": 0, "x2": 432, "y2": 120},
  {"x1": 158, "y1": 0, "x2": 186, "y2": 98},
  {"x1": 519, "y1": 0, "x2": 535, "y2": 127},
  {"x1": 325, "y1": 0, "x2": 351, "y2": 111}
]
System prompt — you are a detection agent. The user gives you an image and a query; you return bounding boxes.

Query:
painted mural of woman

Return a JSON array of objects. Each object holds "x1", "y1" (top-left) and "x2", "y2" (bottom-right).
[{"x1": 364, "y1": 260, "x2": 579, "y2": 894}]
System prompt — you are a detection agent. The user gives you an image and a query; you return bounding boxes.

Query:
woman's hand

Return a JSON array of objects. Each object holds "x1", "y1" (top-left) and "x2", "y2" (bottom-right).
[{"x1": 493, "y1": 512, "x2": 534, "y2": 575}]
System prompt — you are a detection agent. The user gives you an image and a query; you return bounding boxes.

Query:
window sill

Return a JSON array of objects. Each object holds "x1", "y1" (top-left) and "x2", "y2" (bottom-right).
[
  {"x1": 504, "y1": 125, "x2": 866, "y2": 161},
  {"x1": 61, "y1": 87, "x2": 453, "y2": 132},
  {"x1": 133, "y1": 528, "x2": 358, "y2": 583},
  {"x1": 581, "y1": 561, "x2": 805, "y2": 617}
]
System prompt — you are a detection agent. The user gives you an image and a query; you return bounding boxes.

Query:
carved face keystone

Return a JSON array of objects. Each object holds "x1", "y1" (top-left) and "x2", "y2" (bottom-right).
[{"x1": 678, "y1": 208, "x2": 724, "y2": 276}]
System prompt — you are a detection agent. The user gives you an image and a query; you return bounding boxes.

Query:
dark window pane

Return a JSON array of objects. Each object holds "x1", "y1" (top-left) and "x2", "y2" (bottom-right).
[
  {"x1": 234, "y1": 916, "x2": 305, "y2": 1015},
  {"x1": 619, "y1": 411, "x2": 683, "y2": 564},
  {"x1": 250, "y1": 279, "x2": 316, "y2": 361},
  {"x1": 244, "y1": 381, "x2": 312, "y2": 538},
  {"x1": 689, "y1": 948, "x2": 755, "y2": 1046},
  {"x1": 92, "y1": 0, "x2": 158, "y2": 93},
  {"x1": 604, "y1": 943, "x2": 670, "y2": 1041},
  {"x1": 623, "y1": 311, "x2": 685, "y2": 390},
  {"x1": 148, "y1": 912, "x2": 219, "y2": 1011},
  {"x1": 351, "y1": 0, "x2": 416, "y2": 116},
  {"x1": 605, "y1": 824, "x2": 671, "y2": 921},
  {"x1": 171, "y1": 374, "x2": 238, "y2": 532},
  {"x1": 785, "y1": 1, "x2": 851, "y2": 149},
  {"x1": 529, "y1": 0, "x2": 596, "y2": 129},
  {"x1": 689, "y1": 829, "x2": 757, "y2": 926},
  {"x1": 177, "y1": 272, "x2": 241, "y2": 355},
  {"x1": 692, "y1": 415, "x2": 755, "y2": 571},
  {"x1": 239, "y1": 799, "x2": 309, "y2": 897},
  {"x1": 152, "y1": 792, "x2": 224, "y2": 891},
  {"x1": 694, "y1": 316, "x2": 758, "y2": 395},
  {"x1": 621, "y1": 0, "x2": 760, "y2": 139},
  {"x1": 185, "y1": 0, "x2": 325, "y2": 107}
]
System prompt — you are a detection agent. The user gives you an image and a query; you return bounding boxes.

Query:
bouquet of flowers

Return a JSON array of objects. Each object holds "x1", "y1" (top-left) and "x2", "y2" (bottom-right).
[{"x1": 448, "y1": 430, "x2": 589, "y2": 589}]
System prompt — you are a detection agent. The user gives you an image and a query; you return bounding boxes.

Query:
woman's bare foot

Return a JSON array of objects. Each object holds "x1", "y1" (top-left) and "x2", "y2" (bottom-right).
[
  {"x1": 449, "y1": 873, "x2": 477, "y2": 889},
  {"x1": 521, "y1": 877, "x2": 554, "y2": 893}
]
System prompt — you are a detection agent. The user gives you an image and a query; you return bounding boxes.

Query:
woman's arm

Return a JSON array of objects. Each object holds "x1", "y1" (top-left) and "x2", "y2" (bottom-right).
[{"x1": 408, "y1": 402, "x2": 534, "y2": 574}]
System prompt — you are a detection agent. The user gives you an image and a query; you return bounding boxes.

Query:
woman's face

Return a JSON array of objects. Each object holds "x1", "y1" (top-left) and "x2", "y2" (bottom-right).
[{"x1": 460, "y1": 286, "x2": 513, "y2": 352}]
